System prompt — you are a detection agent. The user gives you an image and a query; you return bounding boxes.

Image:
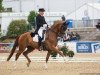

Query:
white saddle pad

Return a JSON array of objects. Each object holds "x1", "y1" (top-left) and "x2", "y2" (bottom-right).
[
  {"x1": 33, "y1": 27, "x2": 46, "y2": 42},
  {"x1": 33, "y1": 35, "x2": 38, "y2": 42}
]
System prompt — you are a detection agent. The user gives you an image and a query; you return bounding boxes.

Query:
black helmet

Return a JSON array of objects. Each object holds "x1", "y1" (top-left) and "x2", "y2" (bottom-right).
[{"x1": 38, "y1": 8, "x2": 45, "y2": 12}]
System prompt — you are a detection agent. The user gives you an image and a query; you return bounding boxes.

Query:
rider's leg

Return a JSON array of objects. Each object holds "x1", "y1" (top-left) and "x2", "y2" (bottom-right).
[
  {"x1": 42, "y1": 30, "x2": 46, "y2": 41},
  {"x1": 38, "y1": 30, "x2": 46, "y2": 50},
  {"x1": 38, "y1": 36, "x2": 42, "y2": 51}
]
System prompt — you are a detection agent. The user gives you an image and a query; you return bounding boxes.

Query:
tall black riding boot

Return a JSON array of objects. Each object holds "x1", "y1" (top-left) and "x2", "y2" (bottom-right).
[
  {"x1": 30, "y1": 32, "x2": 35, "y2": 37},
  {"x1": 38, "y1": 36, "x2": 42, "y2": 51}
]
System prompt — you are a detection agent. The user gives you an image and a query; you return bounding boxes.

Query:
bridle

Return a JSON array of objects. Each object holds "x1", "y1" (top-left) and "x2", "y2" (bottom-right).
[
  {"x1": 58, "y1": 21, "x2": 68, "y2": 36},
  {"x1": 45, "y1": 20, "x2": 69, "y2": 39}
]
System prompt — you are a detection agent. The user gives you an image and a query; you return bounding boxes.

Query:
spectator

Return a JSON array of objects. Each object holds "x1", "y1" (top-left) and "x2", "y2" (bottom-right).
[
  {"x1": 63, "y1": 33, "x2": 70, "y2": 42},
  {"x1": 63, "y1": 31, "x2": 80, "y2": 42},
  {"x1": 70, "y1": 32, "x2": 77, "y2": 41},
  {"x1": 96, "y1": 21, "x2": 100, "y2": 31},
  {"x1": 67, "y1": 29, "x2": 72, "y2": 35},
  {"x1": 61, "y1": 15, "x2": 66, "y2": 21},
  {"x1": 75, "y1": 33, "x2": 80, "y2": 40}
]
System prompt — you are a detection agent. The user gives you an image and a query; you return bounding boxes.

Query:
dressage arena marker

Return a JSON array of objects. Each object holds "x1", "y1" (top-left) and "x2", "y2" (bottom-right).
[{"x1": 0, "y1": 57, "x2": 100, "y2": 62}]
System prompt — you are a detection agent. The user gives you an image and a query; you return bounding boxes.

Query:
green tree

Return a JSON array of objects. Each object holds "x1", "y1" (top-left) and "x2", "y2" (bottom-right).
[
  {"x1": 27, "y1": 11, "x2": 37, "y2": 29},
  {"x1": 0, "y1": 0, "x2": 4, "y2": 12},
  {"x1": 7, "y1": 19, "x2": 28, "y2": 37}
]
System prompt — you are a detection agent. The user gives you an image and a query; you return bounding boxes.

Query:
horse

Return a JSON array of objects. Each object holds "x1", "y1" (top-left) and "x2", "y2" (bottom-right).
[{"x1": 7, "y1": 20, "x2": 68, "y2": 68}]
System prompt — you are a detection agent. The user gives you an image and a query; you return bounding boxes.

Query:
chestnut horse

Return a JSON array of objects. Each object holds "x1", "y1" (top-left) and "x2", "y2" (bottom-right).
[{"x1": 7, "y1": 20, "x2": 68, "y2": 68}]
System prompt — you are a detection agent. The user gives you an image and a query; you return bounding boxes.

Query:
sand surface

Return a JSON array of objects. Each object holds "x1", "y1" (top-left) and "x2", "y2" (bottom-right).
[
  {"x1": 0, "y1": 51, "x2": 100, "y2": 75},
  {"x1": 0, "y1": 61, "x2": 100, "y2": 75}
]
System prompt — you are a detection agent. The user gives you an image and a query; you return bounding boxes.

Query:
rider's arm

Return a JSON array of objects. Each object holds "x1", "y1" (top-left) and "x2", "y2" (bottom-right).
[{"x1": 36, "y1": 16, "x2": 43, "y2": 27}]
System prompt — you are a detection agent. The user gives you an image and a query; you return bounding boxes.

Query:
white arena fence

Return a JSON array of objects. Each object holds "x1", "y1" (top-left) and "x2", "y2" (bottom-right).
[
  {"x1": 0, "y1": 56, "x2": 100, "y2": 62},
  {"x1": 0, "y1": 42, "x2": 100, "y2": 62},
  {"x1": 0, "y1": 42, "x2": 100, "y2": 53}
]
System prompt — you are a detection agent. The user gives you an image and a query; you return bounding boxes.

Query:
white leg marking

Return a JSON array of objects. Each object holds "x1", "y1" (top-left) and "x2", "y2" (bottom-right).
[{"x1": 44, "y1": 63, "x2": 48, "y2": 69}]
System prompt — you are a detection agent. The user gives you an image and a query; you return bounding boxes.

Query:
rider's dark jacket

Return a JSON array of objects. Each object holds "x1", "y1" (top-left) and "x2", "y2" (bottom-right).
[
  {"x1": 35, "y1": 14, "x2": 47, "y2": 33},
  {"x1": 31, "y1": 14, "x2": 47, "y2": 37}
]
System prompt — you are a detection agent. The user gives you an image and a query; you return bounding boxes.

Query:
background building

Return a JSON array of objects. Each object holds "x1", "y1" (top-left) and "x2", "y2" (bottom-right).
[
  {"x1": 1, "y1": 0, "x2": 100, "y2": 35},
  {"x1": 3, "y1": 0, "x2": 100, "y2": 13}
]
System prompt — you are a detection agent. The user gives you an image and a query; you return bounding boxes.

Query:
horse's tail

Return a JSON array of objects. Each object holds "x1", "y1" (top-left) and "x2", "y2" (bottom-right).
[{"x1": 7, "y1": 36, "x2": 20, "y2": 61}]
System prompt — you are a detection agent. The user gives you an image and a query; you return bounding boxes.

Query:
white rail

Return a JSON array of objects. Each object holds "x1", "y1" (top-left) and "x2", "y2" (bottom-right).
[{"x1": 0, "y1": 57, "x2": 100, "y2": 62}]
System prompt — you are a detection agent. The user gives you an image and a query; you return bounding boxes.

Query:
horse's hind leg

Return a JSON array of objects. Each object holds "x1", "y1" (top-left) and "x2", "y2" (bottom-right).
[
  {"x1": 15, "y1": 45, "x2": 26, "y2": 61},
  {"x1": 13, "y1": 46, "x2": 26, "y2": 69},
  {"x1": 23, "y1": 46, "x2": 34, "y2": 67}
]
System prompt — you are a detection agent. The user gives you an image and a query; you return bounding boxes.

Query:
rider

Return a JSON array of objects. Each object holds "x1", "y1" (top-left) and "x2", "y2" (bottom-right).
[{"x1": 31, "y1": 8, "x2": 47, "y2": 49}]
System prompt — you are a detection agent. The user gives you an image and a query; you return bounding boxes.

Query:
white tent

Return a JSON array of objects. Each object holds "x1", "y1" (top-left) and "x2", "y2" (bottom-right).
[{"x1": 66, "y1": 3, "x2": 100, "y2": 20}]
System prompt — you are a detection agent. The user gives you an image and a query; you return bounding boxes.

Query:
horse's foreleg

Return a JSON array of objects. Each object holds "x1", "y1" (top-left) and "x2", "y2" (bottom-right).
[
  {"x1": 44, "y1": 51, "x2": 51, "y2": 69},
  {"x1": 53, "y1": 46, "x2": 64, "y2": 57},
  {"x1": 46, "y1": 51, "x2": 51, "y2": 63},
  {"x1": 51, "y1": 46, "x2": 66, "y2": 62},
  {"x1": 23, "y1": 47, "x2": 34, "y2": 67}
]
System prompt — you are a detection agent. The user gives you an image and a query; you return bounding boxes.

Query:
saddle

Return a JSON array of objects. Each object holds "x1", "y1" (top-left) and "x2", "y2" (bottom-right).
[
  {"x1": 31, "y1": 28, "x2": 46, "y2": 42},
  {"x1": 30, "y1": 25, "x2": 47, "y2": 50}
]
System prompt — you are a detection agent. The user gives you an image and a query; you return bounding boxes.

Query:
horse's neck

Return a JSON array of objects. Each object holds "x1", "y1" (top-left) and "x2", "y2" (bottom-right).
[{"x1": 45, "y1": 29, "x2": 58, "y2": 46}]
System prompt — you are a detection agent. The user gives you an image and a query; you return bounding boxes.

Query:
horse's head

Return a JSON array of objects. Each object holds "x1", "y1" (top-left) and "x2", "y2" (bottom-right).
[{"x1": 51, "y1": 20, "x2": 68, "y2": 37}]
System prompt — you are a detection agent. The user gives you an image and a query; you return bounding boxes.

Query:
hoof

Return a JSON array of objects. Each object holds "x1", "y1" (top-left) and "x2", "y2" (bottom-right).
[
  {"x1": 44, "y1": 63, "x2": 48, "y2": 69},
  {"x1": 27, "y1": 62, "x2": 30, "y2": 67},
  {"x1": 63, "y1": 57, "x2": 67, "y2": 62},
  {"x1": 13, "y1": 62, "x2": 17, "y2": 69}
]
